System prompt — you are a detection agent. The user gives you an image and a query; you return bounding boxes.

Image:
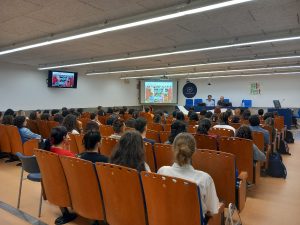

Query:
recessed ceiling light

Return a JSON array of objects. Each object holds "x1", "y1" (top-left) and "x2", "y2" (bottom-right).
[
  {"x1": 0, "y1": 0, "x2": 253, "y2": 56},
  {"x1": 39, "y1": 35, "x2": 300, "y2": 70}
]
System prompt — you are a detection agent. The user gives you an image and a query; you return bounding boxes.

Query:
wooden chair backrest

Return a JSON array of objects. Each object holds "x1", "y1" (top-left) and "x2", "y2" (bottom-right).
[
  {"x1": 96, "y1": 163, "x2": 147, "y2": 225},
  {"x1": 192, "y1": 149, "x2": 236, "y2": 206},
  {"x1": 165, "y1": 118, "x2": 173, "y2": 124},
  {"x1": 154, "y1": 143, "x2": 173, "y2": 170},
  {"x1": 208, "y1": 127, "x2": 234, "y2": 137},
  {"x1": 229, "y1": 123, "x2": 242, "y2": 129},
  {"x1": 6, "y1": 125, "x2": 23, "y2": 155},
  {"x1": 74, "y1": 134, "x2": 85, "y2": 154},
  {"x1": 188, "y1": 120, "x2": 198, "y2": 126},
  {"x1": 98, "y1": 116, "x2": 107, "y2": 125},
  {"x1": 99, "y1": 125, "x2": 114, "y2": 137},
  {"x1": 193, "y1": 134, "x2": 218, "y2": 150},
  {"x1": 187, "y1": 125, "x2": 197, "y2": 134},
  {"x1": 274, "y1": 116, "x2": 285, "y2": 131},
  {"x1": 163, "y1": 124, "x2": 171, "y2": 131},
  {"x1": 252, "y1": 131, "x2": 264, "y2": 151},
  {"x1": 240, "y1": 119, "x2": 250, "y2": 125},
  {"x1": 100, "y1": 137, "x2": 118, "y2": 157},
  {"x1": 147, "y1": 123, "x2": 164, "y2": 132},
  {"x1": 141, "y1": 172, "x2": 203, "y2": 225},
  {"x1": 123, "y1": 113, "x2": 132, "y2": 121},
  {"x1": 26, "y1": 120, "x2": 39, "y2": 134},
  {"x1": 37, "y1": 120, "x2": 50, "y2": 138},
  {"x1": 78, "y1": 118, "x2": 90, "y2": 131},
  {"x1": 144, "y1": 142, "x2": 156, "y2": 172},
  {"x1": 159, "y1": 131, "x2": 170, "y2": 144},
  {"x1": 34, "y1": 149, "x2": 72, "y2": 207},
  {"x1": 219, "y1": 137, "x2": 253, "y2": 183},
  {"x1": 0, "y1": 124, "x2": 11, "y2": 153},
  {"x1": 47, "y1": 121, "x2": 59, "y2": 134},
  {"x1": 60, "y1": 156, "x2": 105, "y2": 221},
  {"x1": 68, "y1": 133, "x2": 79, "y2": 154},
  {"x1": 146, "y1": 129, "x2": 160, "y2": 143}
]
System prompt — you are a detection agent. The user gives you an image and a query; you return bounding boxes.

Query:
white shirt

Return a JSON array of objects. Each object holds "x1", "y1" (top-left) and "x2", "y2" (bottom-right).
[
  {"x1": 205, "y1": 99, "x2": 215, "y2": 107},
  {"x1": 145, "y1": 162, "x2": 151, "y2": 172},
  {"x1": 158, "y1": 163, "x2": 219, "y2": 215},
  {"x1": 213, "y1": 124, "x2": 236, "y2": 133},
  {"x1": 71, "y1": 129, "x2": 80, "y2": 135}
]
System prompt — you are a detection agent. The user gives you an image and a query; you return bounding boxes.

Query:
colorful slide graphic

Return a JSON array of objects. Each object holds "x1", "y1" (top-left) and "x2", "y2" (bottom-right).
[
  {"x1": 145, "y1": 81, "x2": 173, "y2": 103},
  {"x1": 52, "y1": 72, "x2": 75, "y2": 88}
]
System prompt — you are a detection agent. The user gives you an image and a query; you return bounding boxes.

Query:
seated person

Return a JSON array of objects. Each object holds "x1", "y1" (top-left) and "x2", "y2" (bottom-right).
[
  {"x1": 217, "y1": 96, "x2": 226, "y2": 107},
  {"x1": 205, "y1": 111, "x2": 213, "y2": 120},
  {"x1": 197, "y1": 118, "x2": 212, "y2": 135},
  {"x1": 2, "y1": 115, "x2": 14, "y2": 125},
  {"x1": 167, "y1": 120, "x2": 187, "y2": 144},
  {"x1": 188, "y1": 107, "x2": 195, "y2": 117},
  {"x1": 77, "y1": 131, "x2": 108, "y2": 163},
  {"x1": 109, "y1": 118, "x2": 125, "y2": 140},
  {"x1": 214, "y1": 107, "x2": 221, "y2": 115},
  {"x1": 44, "y1": 126, "x2": 75, "y2": 157},
  {"x1": 264, "y1": 117, "x2": 276, "y2": 142},
  {"x1": 110, "y1": 130, "x2": 151, "y2": 172},
  {"x1": 242, "y1": 109, "x2": 251, "y2": 120},
  {"x1": 125, "y1": 118, "x2": 136, "y2": 129},
  {"x1": 29, "y1": 111, "x2": 37, "y2": 120},
  {"x1": 158, "y1": 133, "x2": 219, "y2": 217},
  {"x1": 13, "y1": 116, "x2": 41, "y2": 143},
  {"x1": 62, "y1": 114, "x2": 80, "y2": 134},
  {"x1": 258, "y1": 109, "x2": 264, "y2": 122},
  {"x1": 234, "y1": 108, "x2": 241, "y2": 117},
  {"x1": 231, "y1": 115, "x2": 240, "y2": 124},
  {"x1": 90, "y1": 112, "x2": 101, "y2": 125},
  {"x1": 53, "y1": 114, "x2": 64, "y2": 125},
  {"x1": 189, "y1": 112, "x2": 199, "y2": 125},
  {"x1": 213, "y1": 112, "x2": 236, "y2": 132},
  {"x1": 176, "y1": 111, "x2": 185, "y2": 121},
  {"x1": 134, "y1": 117, "x2": 155, "y2": 145},
  {"x1": 235, "y1": 125, "x2": 266, "y2": 162},
  {"x1": 205, "y1": 95, "x2": 215, "y2": 107},
  {"x1": 40, "y1": 113, "x2": 50, "y2": 121},
  {"x1": 51, "y1": 109, "x2": 60, "y2": 118},
  {"x1": 85, "y1": 121, "x2": 99, "y2": 133},
  {"x1": 199, "y1": 109, "x2": 207, "y2": 120},
  {"x1": 248, "y1": 115, "x2": 270, "y2": 145}
]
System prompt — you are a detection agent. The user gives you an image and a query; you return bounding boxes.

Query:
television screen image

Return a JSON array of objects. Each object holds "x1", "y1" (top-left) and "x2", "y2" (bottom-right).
[
  {"x1": 48, "y1": 71, "x2": 78, "y2": 88},
  {"x1": 140, "y1": 80, "x2": 178, "y2": 104}
]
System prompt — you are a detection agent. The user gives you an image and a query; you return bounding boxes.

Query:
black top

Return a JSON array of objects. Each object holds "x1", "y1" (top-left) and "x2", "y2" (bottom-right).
[
  {"x1": 217, "y1": 100, "x2": 226, "y2": 106},
  {"x1": 143, "y1": 138, "x2": 156, "y2": 146},
  {"x1": 78, "y1": 152, "x2": 108, "y2": 164}
]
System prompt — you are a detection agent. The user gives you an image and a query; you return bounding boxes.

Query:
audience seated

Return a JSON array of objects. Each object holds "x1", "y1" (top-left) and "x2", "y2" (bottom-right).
[
  {"x1": 249, "y1": 115, "x2": 270, "y2": 145},
  {"x1": 264, "y1": 117, "x2": 276, "y2": 141},
  {"x1": 235, "y1": 125, "x2": 266, "y2": 162},
  {"x1": 231, "y1": 115, "x2": 240, "y2": 123},
  {"x1": 53, "y1": 114, "x2": 64, "y2": 125},
  {"x1": 167, "y1": 120, "x2": 187, "y2": 144},
  {"x1": 199, "y1": 109, "x2": 207, "y2": 120},
  {"x1": 109, "y1": 118, "x2": 125, "y2": 140},
  {"x1": 90, "y1": 112, "x2": 100, "y2": 125},
  {"x1": 187, "y1": 107, "x2": 195, "y2": 117},
  {"x1": 2, "y1": 115, "x2": 14, "y2": 125},
  {"x1": 214, "y1": 107, "x2": 221, "y2": 115},
  {"x1": 4, "y1": 108, "x2": 15, "y2": 117},
  {"x1": 263, "y1": 112, "x2": 274, "y2": 121},
  {"x1": 135, "y1": 117, "x2": 155, "y2": 145},
  {"x1": 13, "y1": 116, "x2": 41, "y2": 143},
  {"x1": 85, "y1": 121, "x2": 99, "y2": 133},
  {"x1": 197, "y1": 118, "x2": 212, "y2": 135},
  {"x1": 189, "y1": 112, "x2": 199, "y2": 123},
  {"x1": 158, "y1": 132, "x2": 219, "y2": 217},
  {"x1": 29, "y1": 111, "x2": 37, "y2": 120},
  {"x1": 44, "y1": 126, "x2": 75, "y2": 157},
  {"x1": 176, "y1": 111, "x2": 185, "y2": 121},
  {"x1": 234, "y1": 108, "x2": 241, "y2": 117},
  {"x1": 110, "y1": 130, "x2": 150, "y2": 172},
  {"x1": 204, "y1": 111, "x2": 213, "y2": 120},
  {"x1": 213, "y1": 112, "x2": 236, "y2": 132},
  {"x1": 242, "y1": 109, "x2": 251, "y2": 120},
  {"x1": 62, "y1": 114, "x2": 80, "y2": 134},
  {"x1": 125, "y1": 118, "x2": 136, "y2": 128},
  {"x1": 40, "y1": 113, "x2": 50, "y2": 121},
  {"x1": 77, "y1": 131, "x2": 108, "y2": 163},
  {"x1": 51, "y1": 109, "x2": 59, "y2": 117}
]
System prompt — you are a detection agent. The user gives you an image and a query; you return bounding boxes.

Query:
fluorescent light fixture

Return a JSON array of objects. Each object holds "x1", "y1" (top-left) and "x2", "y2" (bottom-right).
[
  {"x1": 87, "y1": 55, "x2": 300, "y2": 76},
  {"x1": 0, "y1": 0, "x2": 253, "y2": 56},
  {"x1": 188, "y1": 71, "x2": 300, "y2": 79},
  {"x1": 39, "y1": 34, "x2": 300, "y2": 70},
  {"x1": 119, "y1": 65, "x2": 300, "y2": 79}
]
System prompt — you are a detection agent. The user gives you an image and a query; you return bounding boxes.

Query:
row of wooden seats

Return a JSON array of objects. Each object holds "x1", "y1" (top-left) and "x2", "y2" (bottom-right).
[
  {"x1": 34, "y1": 149, "x2": 224, "y2": 225},
  {"x1": 0, "y1": 124, "x2": 39, "y2": 156},
  {"x1": 26, "y1": 120, "x2": 59, "y2": 138}
]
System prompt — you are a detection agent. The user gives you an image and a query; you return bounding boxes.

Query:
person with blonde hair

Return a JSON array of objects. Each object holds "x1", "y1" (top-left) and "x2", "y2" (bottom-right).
[{"x1": 158, "y1": 133, "x2": 219, "y2": 217}]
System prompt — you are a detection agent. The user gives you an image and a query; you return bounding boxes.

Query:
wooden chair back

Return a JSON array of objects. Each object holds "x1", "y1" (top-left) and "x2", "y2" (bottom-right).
[
  {"x1": 100, "y1": 137, "x2": 118, "y2": 157},
  {"x1": 219, "y1": 137, "x2": 253, "y2": 183},
  {"x1": 147, "y1": 123, "x2": 164, "y2": 132},
  {"x1": 187, "y1": 125, "x2": 197, "y2": 134},
  {"x1": 154, "y1": 143, "x2": 173, "y2": 170},
  {"x1": 98, "y1": 116, "x2": 107, "y2": 125},
  {"x1": 74, "y1": 134, "x2": 85, "y2": 154},
  {"x1": 99, "y1": 125, "x2": 114, "y2": 137},
  {"x1": 274, "y1": 116, "x2": 285, "y2": 132},
  {"x1": 229, "y1": 123, "x2": 242, "y2": 129},
  {"x1": 159, "y1": 131, "x2": 170, "y2": 144},
  {"x1": 141, "y1": 172, "x2": 203, "y2": 225},
  {"x1": 60, "y1": 156, "x2": 105, "y2": 221},
  {"x1": 146, "y1": 130, "x2": 160, "y2": 143},
  {"x1": 123, "y1": 113, "x2": 132, "y2": 121},
  {"x1": 165, "y1": 117, "x2": 173, "y2": 124},
  {"x1": 47, "y1": 121, "x2": 59, "y2": 134},
  {"x1": 193, "y1": 134, "x2": 218, "y2": 150},
  {"x1": 192, "y1": 149, "x2": 236, "y2": 207},
  {"x1": 0, "y1": 124, "x2": 11, "y2": 153},
  {"x1": 78, "y1": 118, "x2": 90, "y2": 131},
  {"x1": 163, "y1": 124, "x2": 171, "y2": 131},
  {"x1": 26, "y1": 120, "x2": 39, "y2": 135},
  {"x1": 68, "y1": 133, "x2": 79, "y2": 154},
  {"x1": 96, "y1": 163, "x2": 147, "y2": 225},
  {"x1": 252, "y1": 131, "x2": 264, "y2": 151},
  {"x1": 208, "y1": 127, "x2": 234, "y2": 137},
  {"x1": 34, "y1": 149, "x2": 72, "y2": 208},
  {"x1": 144, "y1": 142, "x2": 156, "y2": 172},
  {"x1": 37, "y1": 120, "x2": 50, "y2": 138},
  {"x1": 6, "y1": 125, "x2": 24, "y2": 155}
]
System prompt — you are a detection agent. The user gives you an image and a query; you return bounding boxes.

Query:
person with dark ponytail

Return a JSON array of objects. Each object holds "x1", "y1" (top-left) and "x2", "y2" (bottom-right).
[
  {"x1": 197, "y1": 118, "x2": 212, "y2": 135},
  {"x1": 158, "y1": 133, "x2": 219, "y2": 217},
  {"x1": 77, "y1": 131, "x2": 108, "y2": 163},
  {"x1": 44, "y1": 126, "x2": 75, "y2": 157}
]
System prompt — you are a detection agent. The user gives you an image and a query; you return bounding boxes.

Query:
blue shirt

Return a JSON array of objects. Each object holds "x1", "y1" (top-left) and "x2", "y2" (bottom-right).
[
  {"x1": 249, "y1": 126, "x2": 270, "y2": 145},
  {"x1": 205, "y1": 99, "x2": 215, "y2": 107},
  {"x1": 18, "y1": 127, "x2": 41, "y2": 143}
]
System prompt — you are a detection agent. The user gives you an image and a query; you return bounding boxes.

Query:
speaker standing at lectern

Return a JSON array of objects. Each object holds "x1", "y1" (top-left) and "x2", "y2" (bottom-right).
[{"x1": 205, "y1": 95, "x2": 215, "y2": 107}]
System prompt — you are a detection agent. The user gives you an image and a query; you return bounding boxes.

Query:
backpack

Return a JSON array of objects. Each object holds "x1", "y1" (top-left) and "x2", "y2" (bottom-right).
[
  {"x1": 285, "y1": 130, "x2": 294, "y2": 144},
  {"x1": 278, "y1": 139, "x2": 291, "y2": 155},
  {"x1": 267, "y1": 152, "x2": 287, "y2": 178}
]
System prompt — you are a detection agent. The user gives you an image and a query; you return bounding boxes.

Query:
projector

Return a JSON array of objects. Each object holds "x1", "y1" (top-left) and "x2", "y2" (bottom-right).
[{"x1": 160, "y1": 75, "x2": 169, "y2": 80}]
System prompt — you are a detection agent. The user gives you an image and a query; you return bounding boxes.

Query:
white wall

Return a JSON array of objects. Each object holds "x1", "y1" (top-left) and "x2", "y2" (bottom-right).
[
  {"x1": 178, "y1": 75, "x2": 300, "y2": 108},
  {"x1": 0, "y1": 62, "x2": 139, "y2": 111}
]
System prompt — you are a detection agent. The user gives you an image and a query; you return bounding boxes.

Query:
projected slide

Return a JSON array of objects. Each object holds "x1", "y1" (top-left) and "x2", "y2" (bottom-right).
[
  {"x1": 52, "y1": 71, "x2": 75, "y2": 88},
  {"x1": 145, "y1": 81, "x2": 173, "y2": 103}
]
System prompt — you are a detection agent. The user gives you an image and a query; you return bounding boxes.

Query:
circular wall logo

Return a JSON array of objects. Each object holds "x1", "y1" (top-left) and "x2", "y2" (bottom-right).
[{"x1": 183, "y1": 82, "x2": 197, "y2": 98}]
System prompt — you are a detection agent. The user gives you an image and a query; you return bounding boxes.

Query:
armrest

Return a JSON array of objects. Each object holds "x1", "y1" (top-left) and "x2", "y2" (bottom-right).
[
  {"x1": 238, "y1": 171, "x2": 248, "y2": 181},
  {"x1": 207, "y1": 203, "x2": 225, "y2": 225},
  {"x1": 23, "y1": 139, "x2": 39, "y2": 156}
]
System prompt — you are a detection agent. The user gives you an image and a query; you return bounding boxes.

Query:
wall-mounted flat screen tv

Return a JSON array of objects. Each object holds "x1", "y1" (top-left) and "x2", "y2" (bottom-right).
[{"x1": 48, "y1": 70, "x2": 78, "y2": 88}]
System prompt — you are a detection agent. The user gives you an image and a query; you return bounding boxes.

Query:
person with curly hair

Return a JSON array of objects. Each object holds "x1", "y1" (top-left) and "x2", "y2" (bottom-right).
[
  {"x1": 13, "y1": 116, "x2": 41, "y2": 143},
  {"x1": 62, "y1": 114, "x2": 80, "y2": 134}
]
